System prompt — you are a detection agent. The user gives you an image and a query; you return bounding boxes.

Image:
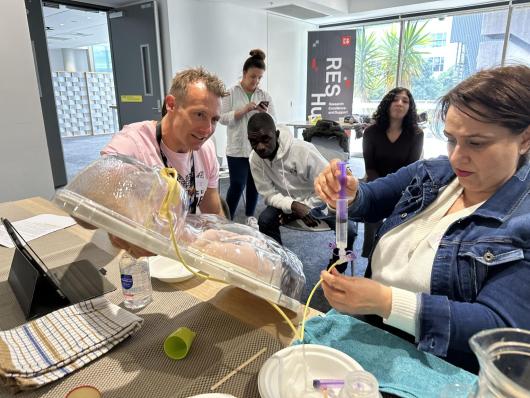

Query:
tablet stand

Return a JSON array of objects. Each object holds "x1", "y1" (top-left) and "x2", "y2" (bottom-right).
[{"x1": 8, "y1": 247, "x2": 69, "y2": 320}]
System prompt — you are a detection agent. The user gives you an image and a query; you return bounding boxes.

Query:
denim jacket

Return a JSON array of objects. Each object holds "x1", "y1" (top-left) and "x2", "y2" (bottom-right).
[{"x1": 349, "y1": 156, "x2": 530, "y2": 371}]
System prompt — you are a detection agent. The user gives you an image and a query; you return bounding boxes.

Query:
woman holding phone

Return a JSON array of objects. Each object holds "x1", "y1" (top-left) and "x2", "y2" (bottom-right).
[{"x1": 220, "y1": 49, "x2": 275, "y2": 226}]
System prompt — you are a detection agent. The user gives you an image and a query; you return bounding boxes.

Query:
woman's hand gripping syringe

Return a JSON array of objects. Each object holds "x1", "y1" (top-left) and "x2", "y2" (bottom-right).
[
  {"x1": 270, "y1": 158, "x2": 392, "y2": 342},
  {"x1": 315, "y1": 159, "x2": 357, "y2": 263},
  {"x1": 314, "y1": 159, "x2": 359, "y2": 208},
  {"x1": 312, "y1": 159, "x2": 392, "y2": 321}
]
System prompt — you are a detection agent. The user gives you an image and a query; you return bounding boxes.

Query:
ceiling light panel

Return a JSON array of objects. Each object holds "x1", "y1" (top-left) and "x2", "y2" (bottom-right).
[{"x1": 266, "y1": 4, "x2": 328, "y2": 19}]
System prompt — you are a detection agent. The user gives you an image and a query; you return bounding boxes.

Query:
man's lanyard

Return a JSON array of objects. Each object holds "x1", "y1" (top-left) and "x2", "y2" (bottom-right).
[{"x1": 156, "y1": 122, "x2": 198, "y2": 213}]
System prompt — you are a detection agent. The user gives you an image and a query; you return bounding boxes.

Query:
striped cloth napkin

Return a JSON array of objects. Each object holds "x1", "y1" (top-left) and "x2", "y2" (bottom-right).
[{"x1": 0, "y1": 297, "x2": 143, "y2": 392}]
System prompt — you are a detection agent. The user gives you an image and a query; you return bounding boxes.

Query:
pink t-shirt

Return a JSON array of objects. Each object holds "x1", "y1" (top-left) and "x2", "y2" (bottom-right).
[{"x1": 101, "y1": 121, "x2": 219, "y2": 210}]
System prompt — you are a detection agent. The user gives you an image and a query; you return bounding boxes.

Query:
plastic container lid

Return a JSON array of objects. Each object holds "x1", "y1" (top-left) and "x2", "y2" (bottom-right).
[{"x1": 53, "y1": 155, "x2": 305, "y2": 311}]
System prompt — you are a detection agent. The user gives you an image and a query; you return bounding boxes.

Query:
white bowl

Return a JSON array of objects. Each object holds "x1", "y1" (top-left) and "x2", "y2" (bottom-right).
[
  {"x1": 149, "y1": 255, "x2": 197, "y2": 283},
  {"x1": 258, "y1": 344, "x2": 362, "y2": 398}
]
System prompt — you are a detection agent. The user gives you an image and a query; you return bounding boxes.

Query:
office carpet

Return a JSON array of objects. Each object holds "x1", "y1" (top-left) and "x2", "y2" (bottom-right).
[{"x1": 62, "y1": 134, "x2": 114, "y2": 182}]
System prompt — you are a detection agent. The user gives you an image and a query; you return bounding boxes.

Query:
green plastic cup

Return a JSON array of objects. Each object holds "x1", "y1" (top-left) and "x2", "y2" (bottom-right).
[{"x1": 164, "y1": 327, "x2": 196, "y2": 360}]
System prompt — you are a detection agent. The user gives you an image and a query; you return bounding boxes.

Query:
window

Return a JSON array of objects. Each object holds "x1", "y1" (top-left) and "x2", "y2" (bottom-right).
[
  {"x1": 430, "y1": 56, "x2": 445, "y2": 72},
  {"x1": 352, "y1": 21, "x2": 401, "y2": 116},
  {"x1": 505, "y1": 5, "x2": 530, "y2": 67},
  {"x1": 329, "y1": 4, "x2": 525, "y2": 132},
  {"x1": 405, "y1": 10, "x2": 507, "y2": 140},
  {"x1": 91, "y1": 44, "x2": 112, "y2": 72},
  {"x1": 431, "y1": 32, "x2": 447, "y2": 47},
  {"x1": 319, "y1": 3, "x2": 524, "y2": 158},
  {"x1": 407, "y1": 9, "x2": 507, "y2": 114}
]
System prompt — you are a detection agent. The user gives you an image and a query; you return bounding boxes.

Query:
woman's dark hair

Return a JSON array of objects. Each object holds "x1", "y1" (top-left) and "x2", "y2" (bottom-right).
[
  {"x1": 438, "y1": 65, "x2": 530, "y2": 135},
  {"x1": 243, "y1": 49, "x2": 266, "y2": 72},
  {"x1": 372, "y1": 87, "x2": 420, "y2": 134}
]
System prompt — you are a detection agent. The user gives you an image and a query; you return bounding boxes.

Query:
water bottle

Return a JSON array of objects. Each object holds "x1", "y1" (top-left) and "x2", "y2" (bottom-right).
[{"x1": 119, "y1": 252, "x2": 153, "y2": 309}]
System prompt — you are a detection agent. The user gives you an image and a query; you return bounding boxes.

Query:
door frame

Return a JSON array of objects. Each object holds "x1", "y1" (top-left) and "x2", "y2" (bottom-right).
[{"x1": 27, "y1": 0, "x2": 114, "y2": 187}]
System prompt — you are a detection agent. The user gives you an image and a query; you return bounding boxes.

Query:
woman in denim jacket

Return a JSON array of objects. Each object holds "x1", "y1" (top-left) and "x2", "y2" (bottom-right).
[{"x1": 314, "y1": 65, "x2": 530, "y2": 372}]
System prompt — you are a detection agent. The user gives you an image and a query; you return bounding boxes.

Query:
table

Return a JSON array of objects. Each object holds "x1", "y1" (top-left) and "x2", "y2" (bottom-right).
[
  {"x1": 0, "y1": 197, "x2": 317, "y2": 397},
  {"x1": 0, "y1": 197, "x2": 309, "y2": 345}
]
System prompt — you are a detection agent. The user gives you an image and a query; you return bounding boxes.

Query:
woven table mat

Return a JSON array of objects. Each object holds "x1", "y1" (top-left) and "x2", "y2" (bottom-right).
[{"x1": 0, "y1": 243, "x2": 285, "y2": 397}]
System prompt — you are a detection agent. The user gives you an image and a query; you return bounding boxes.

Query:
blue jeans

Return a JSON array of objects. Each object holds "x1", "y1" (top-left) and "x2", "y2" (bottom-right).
[{"x1": 226, "y1": 156, "x2": 258, "y2": 220}]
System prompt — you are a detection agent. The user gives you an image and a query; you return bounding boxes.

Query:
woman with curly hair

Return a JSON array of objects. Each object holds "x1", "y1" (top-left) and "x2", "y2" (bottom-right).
[{"x1": 361, "y1": 88, "x2": 424, "y2": 257}]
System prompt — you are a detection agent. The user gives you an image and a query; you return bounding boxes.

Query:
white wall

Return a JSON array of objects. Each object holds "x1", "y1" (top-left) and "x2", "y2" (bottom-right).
[
  {"x1": 166, "y1": 1, "x2": 268, "y2": 87},
  {"x1": 0, "y1": 0, "x2": 55, "y2": 202},
  {"x1": 348, "y1": 0, "x2": 438, "y2": 13},
  {"x1": 62, "y1": 48, "x2": 90, "y2": 72},
  {"x1": 164, "y1": 0, "x2": 315, "y2": 159},
  {"x1": 49, "y1": 48, "x2": 91, "y2": 72},
  {"x1": 49, "y1": 48, "x2": 65, "y2": 71},
  {"x1": 267, "y1": 13, "x2": 313, "y2": 123}
]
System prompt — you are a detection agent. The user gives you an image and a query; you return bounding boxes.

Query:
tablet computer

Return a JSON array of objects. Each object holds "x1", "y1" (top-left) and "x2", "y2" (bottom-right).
[
  {"x1": 2, "y1": 217, "x2": 115, "y2": 318},
  {"x1": 2, "y1": 217, "x2": 66, "y2": 296}
]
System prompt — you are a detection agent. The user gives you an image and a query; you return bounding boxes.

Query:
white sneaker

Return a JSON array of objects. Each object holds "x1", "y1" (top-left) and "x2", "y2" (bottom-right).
[
  {"x1": 284, "y1": 218, "x2": 331, "y2": 232},
  {"x1": 246, "y1": 216, "x2": 259, "y2": 229}
]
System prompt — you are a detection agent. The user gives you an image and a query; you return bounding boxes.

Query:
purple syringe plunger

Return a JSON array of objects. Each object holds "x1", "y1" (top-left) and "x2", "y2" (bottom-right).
[
  {"x1": 313, "y1": 378, "x2": 345, "y2": 389},
  {"x1": 338, "y1": 161, "x2": 347, "y2": 199}
]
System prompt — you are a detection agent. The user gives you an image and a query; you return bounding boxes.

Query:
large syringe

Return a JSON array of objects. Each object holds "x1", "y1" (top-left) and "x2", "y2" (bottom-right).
[{"x1": 336, "y1": 161, "x2": 349, "y2": 262}]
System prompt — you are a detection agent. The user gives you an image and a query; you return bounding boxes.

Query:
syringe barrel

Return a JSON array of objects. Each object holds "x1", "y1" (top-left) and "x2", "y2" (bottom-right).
[
  {"x1": 336, "y1": 161, "x2": 349, "y2": 252},
  {"x1": 335, "y1": 198, "x2": 348, "y2": 250}
]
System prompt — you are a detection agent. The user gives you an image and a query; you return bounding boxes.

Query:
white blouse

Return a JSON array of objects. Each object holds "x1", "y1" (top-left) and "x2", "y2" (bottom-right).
[{"x1": 370, "y1": 178, "x2": 484, "y2": 336}]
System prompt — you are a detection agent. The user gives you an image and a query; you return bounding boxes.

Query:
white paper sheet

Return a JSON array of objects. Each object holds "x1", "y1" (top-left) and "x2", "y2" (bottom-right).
[{"x1": 0, "y1": 214, "x2": 76, "y2": 248}]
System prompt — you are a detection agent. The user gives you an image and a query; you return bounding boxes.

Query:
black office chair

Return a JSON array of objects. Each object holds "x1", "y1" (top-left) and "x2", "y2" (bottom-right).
[{"x1": 302, "y1": 120, "x2": 350, "y2": 162}]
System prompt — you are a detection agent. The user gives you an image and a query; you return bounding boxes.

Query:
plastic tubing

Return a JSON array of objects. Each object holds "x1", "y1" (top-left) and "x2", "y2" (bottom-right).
[{"x1": 162, "y1": 168, "x2": 332, "y2": 343}]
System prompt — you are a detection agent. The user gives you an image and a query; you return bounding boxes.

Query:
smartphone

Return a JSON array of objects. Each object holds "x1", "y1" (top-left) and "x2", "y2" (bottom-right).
[{"x1": 258, "y1": 100, "x2": 269, "y2": 109}]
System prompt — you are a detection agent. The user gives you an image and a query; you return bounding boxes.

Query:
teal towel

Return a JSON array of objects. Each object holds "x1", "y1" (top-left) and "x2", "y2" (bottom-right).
[{"x1": 297, "y1": 310, "x2": 477, "y2": 398}]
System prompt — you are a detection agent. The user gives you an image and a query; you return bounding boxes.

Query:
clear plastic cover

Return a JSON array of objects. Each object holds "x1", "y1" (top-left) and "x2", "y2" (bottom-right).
[{"x1": 53, "y1": 155, "x2": 305, "y2": 311}]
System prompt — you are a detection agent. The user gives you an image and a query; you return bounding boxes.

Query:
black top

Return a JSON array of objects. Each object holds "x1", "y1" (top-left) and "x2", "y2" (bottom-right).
[{"x1": 362, "y1": 124, "x2": 424, "y2": 182}]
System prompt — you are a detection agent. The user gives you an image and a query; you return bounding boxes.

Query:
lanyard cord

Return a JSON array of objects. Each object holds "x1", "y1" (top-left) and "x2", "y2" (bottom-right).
[{"x1": 156, "y1": 122, "x2": 198, "y2": 213}]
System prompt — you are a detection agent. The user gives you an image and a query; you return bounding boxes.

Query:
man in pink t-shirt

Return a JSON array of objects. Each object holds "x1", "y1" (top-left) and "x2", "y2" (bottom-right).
[
  {"x1": 102, "y1": 120, "x2": 218, "y2": 214},
  {"x1": 100, "y1": 67, "x2": 229, "y2": 257},
  {"x1": 102, "y1": 67, "x2": 227, "y2": 216}
]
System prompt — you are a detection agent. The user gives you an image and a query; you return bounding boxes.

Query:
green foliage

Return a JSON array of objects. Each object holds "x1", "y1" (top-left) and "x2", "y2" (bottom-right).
[
  {"x1": 354, "y1": 30, "x2": 383, "y2": 101},
  {"x1": 437, "y1": 67, "x2": 460, "y2": 93},
  {"x1": 412, "y1": 60, "x2": 443, "y2": 100},
  {"x1": 378, "y1": 25, "x2": 400, "y2": 90},
  {"x1": 354, "y1": 21, "x2": 432, "y2": 99},
  {"x1": 399, "y1": 21, "x2": 432, "y2": 88},
  {"x1": 412, "y1": 63, "x2": 461, "y2": 101}
]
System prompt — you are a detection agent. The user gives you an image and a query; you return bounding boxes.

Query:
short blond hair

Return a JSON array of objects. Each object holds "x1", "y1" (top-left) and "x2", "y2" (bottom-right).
[{"x1": 169, "y1": 67, "x2": 228, "y2": 103}]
